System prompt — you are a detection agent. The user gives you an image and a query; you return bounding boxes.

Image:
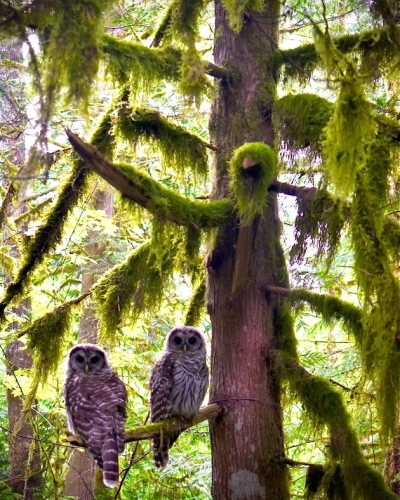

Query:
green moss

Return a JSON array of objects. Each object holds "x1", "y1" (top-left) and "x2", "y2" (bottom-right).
[
  {"x1": 228, "y1": 142, "x2": 276, "y2": 223},
  {"x1": 95, "y1": 241, "x2": 176, "y2": 340},
  {"x1": 323, "y1": 81, "x2": 378, "y2": 198},
  {"x1": 167, "y1": 0, "x2": 211, "y2": 102},
  {"x1": 117, "y1": 161, "x2": 232, "y2": 228},
  {"x1": 116, "y1": 105, "x2": 209, "y2": 179},
  {"x1": 37, "y1": 0, "x2": 114, "y2": 116},
  {"x1": 273, "y1": 94, "x2": 332, "y2": 156},
  {"x1": 151, "y1": 0, "x2": 176, "y2": 47},
  {"x1": 283, "y1": 358, "x2": 397, "y2": 500},
  {"x1": 101, "y1": 35, "x2": 181, "y2": 91},
  {"x1": 185, "y1": 278, "x2": 206, "y2": 326},
  {"x1": 349, "y1": 135, "x2": 400, "y2": 438},
  {"x1": 290, "y1": 187, "x2": 345, "y2": 267},
  {"x1": 274, "y1": 27, "x2": 398, "y2": 84},
  {"x1": 221, "y1": 0, "x2": 263, "y2": 32},
  {"x1": 289, "y1": 289, "x2": 364, "y2": 347},
  {"x1": 274, "y1": 302, "x2": 298, "y2": 360},
  {"x1": 25, "y1": 302, "x2": 73, "y2": 406}
]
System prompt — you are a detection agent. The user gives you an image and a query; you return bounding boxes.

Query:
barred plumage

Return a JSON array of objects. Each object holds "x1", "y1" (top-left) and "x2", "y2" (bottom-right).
[
  {"x1": 64, "y1": 344, "x2": 127, "y2": 488},
  {"x1": 149, "y1": 326, "x2": 209, "y2": 468}
]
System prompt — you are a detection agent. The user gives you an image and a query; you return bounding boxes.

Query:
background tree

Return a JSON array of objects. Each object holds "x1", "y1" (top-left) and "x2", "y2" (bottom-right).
[{"x1": 2, "y1": 0, "x2": 400, "y2": 499}]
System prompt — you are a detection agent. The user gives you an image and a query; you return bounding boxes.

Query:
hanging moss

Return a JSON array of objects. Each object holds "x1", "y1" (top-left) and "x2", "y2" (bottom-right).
[
  {"x1": 295, "y1": 187, "x2": 343, "y2": 258},
  {"x1": 185, "y1": 277, "x2": 206, "y2": 326},
  {"x1": 101, "y1": 35, "x2": 181, "y2": 90},
  {"x1": 228, "y1": 142, "x2": 276, "y2": 224},
  {"x1": 24, "y1": 302, "x2": 73, "y2": 406},
  {"x1": 221, "y1": 0, "x2": 263, "y2": 32},
  {"x1": 95, "y1": 240, "x2": 177, "y2": 340},
  {"x1": 168, "y1": 0, "x2": 211, "y2": 101},
  {"x1": 274, "y1": 302, "x2": 298, "y2": 360},
  {"x1": 274, "y1": 27, "x2": 397, "y2": 84},
  {"x1": 151, "y1": 0, "x2": 176, "y2": 47},
  {"x1": 289, "y1": 289, "x2": 364, "y2": 347},
  {"x1": 283, "y1": 358, "x2": 397, "y2": 500},
  {"x1": 305, "y1": 464, "x2": 325, "y2": 498},
  {"x1": 290, "y1": 187, "x2": 345, "y2": 267},
  {"x1": 349, "y1": 134, "x2": 400, "y2": 438},
  {"x1": 36, "y1": 0, "x2": 114, "y2": 117},
  {"x1": 117, "y1": 161, "x2": 232, "y2": 228},
  {"x1": 323, "y1": 80, "x2": 378, "y2": 198},
  {"x1": 273, "y1": 94, "x2": 332, "y2": 156},
  {"x1": 116, "y1": 105, "x2": 209, "y2": 179}
]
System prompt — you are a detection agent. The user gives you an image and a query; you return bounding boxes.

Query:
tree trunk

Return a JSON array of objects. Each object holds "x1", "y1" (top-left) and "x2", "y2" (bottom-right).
[
  {"x1": 6, "y1": 340, "x2": 42, "y2": 499},
  {"x1": 63, "y1": 186, "x2": 114, "y2": 499},
  {"x1": 207, "y1": 2, "x2": 289, "y2": 499}
]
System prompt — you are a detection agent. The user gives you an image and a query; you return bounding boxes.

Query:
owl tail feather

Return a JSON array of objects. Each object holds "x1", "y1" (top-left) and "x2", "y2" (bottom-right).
[
  {"x1": 153, "y1": 432, "x2": 180, "y2": 468},
  {"x1": 101, "y1": 437, "x2": 119, "y2": 488}
]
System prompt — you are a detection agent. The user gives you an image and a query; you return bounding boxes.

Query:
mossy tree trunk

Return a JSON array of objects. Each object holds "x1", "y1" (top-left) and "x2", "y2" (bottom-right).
[
  {"x1": 63, "y1": 185, "x2": 114, "y2": 500},
  {"x1": 207, "y1": 2, "x2": 289, "y2": 499}
]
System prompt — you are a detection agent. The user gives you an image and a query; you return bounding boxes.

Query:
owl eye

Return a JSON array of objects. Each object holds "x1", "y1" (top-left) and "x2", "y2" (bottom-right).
[
  {"x1": 173, "y1": 336, "x2": 182, "y2": 345},
  {"x1": 188, "y1": 336, "x2": 197, "y2": 345},
  {"x1": 91, "y1": 355, "x2": 100, "y2": 364},
  {"x1": 76, "y1": 354, "x2": 85, "y2": 363}
]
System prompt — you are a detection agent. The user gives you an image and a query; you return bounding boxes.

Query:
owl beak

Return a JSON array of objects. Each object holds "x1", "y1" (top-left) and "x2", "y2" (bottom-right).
[
  {"x1": 84, "y1": 363, "x2": 89, "y2": 372},
  {"x1": 183, "y1": 344, "x2": 187, "y2": 352}
]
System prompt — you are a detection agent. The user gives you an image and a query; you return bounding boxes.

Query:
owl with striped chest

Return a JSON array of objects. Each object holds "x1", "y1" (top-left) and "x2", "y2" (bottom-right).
[
  {"x1": 149, "y1": 326, "x2": 209, "y2": 468},
  {"x1": 64, "y1": 344, "x2": 127, "y2": 488}
]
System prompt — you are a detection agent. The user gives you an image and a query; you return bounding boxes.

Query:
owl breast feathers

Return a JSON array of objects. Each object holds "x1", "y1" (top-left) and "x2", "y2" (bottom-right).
[
  {"x1": 149, "y1": 326, "x2": 209, "y2": 468},
  {"x1": 64, "y1": 344, "x2": 127, "y2": 488}
]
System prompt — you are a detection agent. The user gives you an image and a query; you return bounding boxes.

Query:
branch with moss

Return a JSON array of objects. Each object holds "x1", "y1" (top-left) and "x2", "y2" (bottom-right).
[
  {"x1": 116, "y1": 105, "x2": 213, "y2": 181},
  {"x1": 282, "y1": 357, "x2": 397, "y2": 500},
  {"x1": 0, "y1": 112, "x2": 115, "y2": 322},
  {"x1": 66, "y1": 403, "x2": 220, "y2": 447},
  {"x1": 265, "y1": 285, "x2": 364, "y2": 346},
  {"x1": 274, "y1": 27, "x2": 397, "y2": 82},
  {"x1": 66, "y1": 129, "x2": 232, "y2": 229}
]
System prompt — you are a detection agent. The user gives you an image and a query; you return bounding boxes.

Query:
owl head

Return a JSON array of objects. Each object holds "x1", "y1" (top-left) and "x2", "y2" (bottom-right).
[
  {"x1": 165, "y1": 326, "x2": 207, "y2": 355},
  {"x1": 67, "y1": 344, "x2": 110, "y2": 374}
]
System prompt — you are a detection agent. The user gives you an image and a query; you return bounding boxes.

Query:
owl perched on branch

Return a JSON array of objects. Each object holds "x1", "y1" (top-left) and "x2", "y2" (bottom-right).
[
  {"x1": 64, "y1": 344, "x2": 127, "y2": 488},
  {"x1": 149, "y1": 326, "x2": 209, "y2": 468}
]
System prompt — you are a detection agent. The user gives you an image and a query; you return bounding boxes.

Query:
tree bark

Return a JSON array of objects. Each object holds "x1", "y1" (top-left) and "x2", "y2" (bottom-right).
[
  {"x1": 63, "y1": 185, "x2": 114, "y2": 499},
  {"x1": 207, "y1": 2, "x2": 289, "y2": 499},
  {"x1": 6, "y1": 340, "x2": 42, "y2": 499}
]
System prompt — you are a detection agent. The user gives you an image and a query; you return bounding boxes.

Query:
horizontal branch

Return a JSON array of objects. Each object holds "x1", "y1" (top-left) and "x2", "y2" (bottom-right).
[
  {"x1": 268, "y1": 180, "x2": 316, "y2": 197},
  {"x1": 66, "y1": 130, "x2": 232, "y2": 229},
  {"x1": 205, "y1": 62, "x2": 230, "y2": 81},
  {"x1": 65, "y1": 403, "x2": 220, "y2": 447}
]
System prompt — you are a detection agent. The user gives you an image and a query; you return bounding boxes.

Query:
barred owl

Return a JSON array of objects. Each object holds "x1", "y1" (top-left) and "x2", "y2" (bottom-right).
[
  {"x1": 149, "y1": 326, "x2": 209, "y2": 468},
  {"x1": 64, "y1": 344, "x2": 127, "y2": 488}
]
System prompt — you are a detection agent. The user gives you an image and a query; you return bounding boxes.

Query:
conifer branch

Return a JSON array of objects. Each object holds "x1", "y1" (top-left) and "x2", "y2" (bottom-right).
[{"x1": 65, "y1": 403, "x2": 220, "y2": 447}]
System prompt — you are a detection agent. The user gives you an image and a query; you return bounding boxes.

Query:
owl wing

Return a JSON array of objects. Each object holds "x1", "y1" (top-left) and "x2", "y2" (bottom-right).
[
  {"x1": 149, "y1": 353, "x2": 179, "y2": 468},
  {"x1": 149, "y1": 352, "x2": 176, "y2": 422},
  {"x1": 65, "y1": 371, "x2": 127, "y2": 463}
]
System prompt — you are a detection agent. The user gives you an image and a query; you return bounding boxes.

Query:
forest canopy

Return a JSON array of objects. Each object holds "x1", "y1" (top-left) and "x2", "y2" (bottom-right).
[{"x1": 1, "y1": 0, "x2": 400, "y2": 499}]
